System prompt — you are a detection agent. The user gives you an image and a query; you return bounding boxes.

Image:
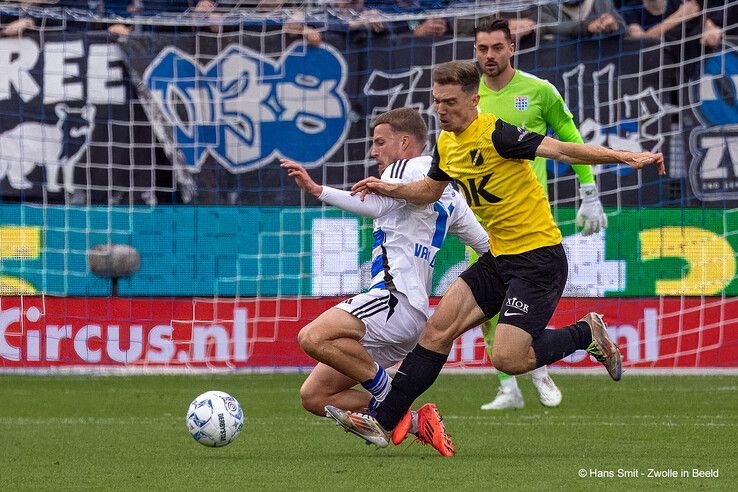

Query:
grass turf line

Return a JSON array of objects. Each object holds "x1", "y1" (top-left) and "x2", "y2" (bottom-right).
[{"x1": 1, "y1": 374, "x2": 735, "y2": 490}]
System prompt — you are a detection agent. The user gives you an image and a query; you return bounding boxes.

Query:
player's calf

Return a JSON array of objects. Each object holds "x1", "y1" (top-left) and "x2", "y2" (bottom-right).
[
  {"x1": 417, "y1": 277, "x2": 486, "y2": 354},
  {"x1": 491, "y1": 323, "x2": 537, "y2": 374},
  {"x1": 417, "y1": 315, "x2": 459, "y2": 354}
]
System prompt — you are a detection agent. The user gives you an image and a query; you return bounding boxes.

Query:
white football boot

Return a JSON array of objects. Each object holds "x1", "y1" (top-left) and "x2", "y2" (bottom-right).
[
  {"x1": 480, "y1": 385, "x2": 525, "y2": 410},
  {"x1": 532, "y1": 373, "x2": 562, "y2": 407}
]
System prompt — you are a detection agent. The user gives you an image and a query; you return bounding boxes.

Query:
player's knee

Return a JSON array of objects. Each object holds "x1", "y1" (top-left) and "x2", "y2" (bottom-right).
[
  {"x1": 298, "y1": 382, "x2": 323, "y2": 416},
  {"x1": 492, "y1": 350, "x2": 527, "y2": 375},
  {"x1": 297, "y1": 325, "x2": 322, "y2": 355}
]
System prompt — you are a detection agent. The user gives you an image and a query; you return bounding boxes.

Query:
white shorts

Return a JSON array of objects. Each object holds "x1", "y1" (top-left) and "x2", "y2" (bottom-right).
[{"x1": 335, "y1": 289, "x2": 427, "y2": 368}]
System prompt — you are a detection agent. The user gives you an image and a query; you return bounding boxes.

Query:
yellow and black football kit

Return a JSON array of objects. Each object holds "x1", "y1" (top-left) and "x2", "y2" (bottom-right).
[
  {"x1": 427, "y1": 113, "x2": 567, "y2": 336},
  {"x1": 428, "y1": 112, "x2": 561, "y2": 256}
]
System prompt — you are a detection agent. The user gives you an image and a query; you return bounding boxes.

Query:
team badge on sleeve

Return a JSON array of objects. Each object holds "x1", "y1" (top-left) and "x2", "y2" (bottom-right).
[{"x1": 514, "y1": 96, "x2": 529, "y2": 111}]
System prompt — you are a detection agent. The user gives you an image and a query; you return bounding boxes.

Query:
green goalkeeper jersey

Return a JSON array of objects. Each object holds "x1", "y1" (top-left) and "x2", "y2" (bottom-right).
[{"x1": 477, "y1": 70, "x2": 595, "y2": 194}]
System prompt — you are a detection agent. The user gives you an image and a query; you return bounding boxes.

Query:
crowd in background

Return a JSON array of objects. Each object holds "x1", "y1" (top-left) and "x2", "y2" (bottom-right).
[
  {"x1": 0, "y1": 1, "x2": 732, "y2": 123},
  {"x1": 0, "y1": 0, "x2": 736, "y2": 48}
]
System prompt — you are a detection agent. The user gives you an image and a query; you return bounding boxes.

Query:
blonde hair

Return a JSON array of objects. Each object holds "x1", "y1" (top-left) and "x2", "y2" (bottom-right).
[{"x1": 372, "y1": 107, "x2": 428, "y2": 147}]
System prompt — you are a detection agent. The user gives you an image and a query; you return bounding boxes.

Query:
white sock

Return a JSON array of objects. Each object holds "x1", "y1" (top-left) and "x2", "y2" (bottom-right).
[
  {"x1": 500, "y1": 376, "x2": 520, "y2": 391},
  {"x1": 530, "y1": 365, "x2": 549, "y2": 382},
  {"x1": 410, "y1": 411, "x2": 419, "y2": 435}
]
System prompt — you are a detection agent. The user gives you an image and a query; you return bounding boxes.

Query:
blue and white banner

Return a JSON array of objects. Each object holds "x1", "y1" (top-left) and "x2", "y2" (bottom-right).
[
  {"x1": 0, "y1": 29, "x2": 688, "y2": 206},
  {"x1": 143, "y1": 43, "x2": 350, "y2": 173},
  {"x1": 689, "y1": 43, "x2": 738, "y2": 201}
]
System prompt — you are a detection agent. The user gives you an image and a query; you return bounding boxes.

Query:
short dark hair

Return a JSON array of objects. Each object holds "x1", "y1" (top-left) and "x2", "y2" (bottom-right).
[
  {"x1": 372, "y1": 107, "x2": 428, "y2": 147},
  {"x1": 432, "y1": 61, "x2": 479, "y2": 95},
  {"x1": 474, "y1": 17, "x2": 512, "y2": 43}
]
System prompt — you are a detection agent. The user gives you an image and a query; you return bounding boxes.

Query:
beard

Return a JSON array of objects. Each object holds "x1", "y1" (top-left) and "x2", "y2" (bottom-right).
[{"x1": 484, "y1": 60, "x2": 508, "y2": 78}]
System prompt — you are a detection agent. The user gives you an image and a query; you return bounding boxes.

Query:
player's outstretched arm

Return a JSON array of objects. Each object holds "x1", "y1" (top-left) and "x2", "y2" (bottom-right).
[
  {"x1": 281, "y1": 158, "x2": 403, "y2": 219},
  {"x1": 535, "y1": 137, "x2": 666, "y2": 175},
  {"x1": 546, "y1": 115, "x2": 608, "y2": 235},
  {"x1": 351, "y1": 176, "x2": 447, "y2": 205},
  {"x1": 281, "y1": 159, "x2": 322, "y2": 197}
]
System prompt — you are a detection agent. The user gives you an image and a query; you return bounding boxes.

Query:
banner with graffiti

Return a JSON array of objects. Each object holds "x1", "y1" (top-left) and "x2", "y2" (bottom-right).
[
  {"x1": 0, "y1": 32, "x2": 162, "y2": 205},
  {"x1": 689, "y1": 42, "x2": 738, "y2": 202},
  {"x1": 1, "y1": 296, "x2": 736, "y2": 370},
  {"x1": 0, "y1": 29, "x2": 681, "y2": 206},
  {"x1": 123, "y1": 31, "x2": 671, "y2": 206}
]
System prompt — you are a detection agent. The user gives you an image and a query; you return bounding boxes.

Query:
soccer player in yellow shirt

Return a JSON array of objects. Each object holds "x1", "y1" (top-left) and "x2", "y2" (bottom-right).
[
  {"x1": 474, "y1": 18, "x2": 608, "y2": 410},
  {"x1": 325, "y1": 60, "x2": 665, "y2": 455}
]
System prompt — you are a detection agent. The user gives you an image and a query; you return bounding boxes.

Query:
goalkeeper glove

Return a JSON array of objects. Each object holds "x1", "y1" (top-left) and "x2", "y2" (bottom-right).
[{"x1": 575, "y1": 183, "x2": 608, "y2": 236}]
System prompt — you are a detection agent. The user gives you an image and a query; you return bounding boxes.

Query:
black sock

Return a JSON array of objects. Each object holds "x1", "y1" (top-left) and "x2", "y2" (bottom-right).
[
  {"x1": 531, "y1": 321, "x2": 592, "y2": 368},
  {"x1": 374, "y1": 344, "x2": 447, "y2": 431}
]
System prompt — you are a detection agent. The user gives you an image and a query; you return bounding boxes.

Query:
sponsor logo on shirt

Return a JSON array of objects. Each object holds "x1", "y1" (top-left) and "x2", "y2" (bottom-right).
[{"x1": 514, "y1": 95, "x2": 529, "y2": 111}]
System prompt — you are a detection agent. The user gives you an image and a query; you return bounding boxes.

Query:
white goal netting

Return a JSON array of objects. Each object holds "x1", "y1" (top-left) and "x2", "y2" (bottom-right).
[{"x1": 0, "y1": 0, "x2": 737, "y2": 372}]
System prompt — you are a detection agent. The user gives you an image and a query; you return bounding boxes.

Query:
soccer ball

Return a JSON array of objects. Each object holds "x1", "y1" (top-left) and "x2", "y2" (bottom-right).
[{"x1": 186, "y1": 390, "x2": 244, "y2": 447}]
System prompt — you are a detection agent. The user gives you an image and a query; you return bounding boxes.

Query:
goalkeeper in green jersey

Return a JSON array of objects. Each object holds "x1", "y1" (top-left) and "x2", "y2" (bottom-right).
[{"x1": 473, "y1": 18, "x2": 608, "y2": 410}]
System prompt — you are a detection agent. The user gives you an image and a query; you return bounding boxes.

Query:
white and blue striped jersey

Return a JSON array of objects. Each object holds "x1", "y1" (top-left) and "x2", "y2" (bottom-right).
[
  {"x1": 319, "y1": 155, "x2": 489, "y2": 315},
  {"x1": 368, "y1": 156, "x2": 489, "y2": 315}
]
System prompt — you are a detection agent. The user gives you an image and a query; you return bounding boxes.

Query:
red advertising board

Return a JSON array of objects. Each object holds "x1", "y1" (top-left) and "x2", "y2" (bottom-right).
[
  {"x1": 1, "y1": 297, "x2": 736, "y2": 370},
  {"x1": 0, "y1": 297, "x2": 324, "y2": 369},
  {"x1": 443, "y1": 298, "x2": 738, "y2": 369}
]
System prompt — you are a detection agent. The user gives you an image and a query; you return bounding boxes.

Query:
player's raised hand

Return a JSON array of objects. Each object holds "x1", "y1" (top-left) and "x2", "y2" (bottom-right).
[
  {"x1": 623, "y1": 152, "x2": 666, "y2": 176},
  {"x1": 280, "y1": 159, "x2": 322, "y2": 197},
  {"x1": 351, "y1": 176, "x2": 392, "y2": 201}
]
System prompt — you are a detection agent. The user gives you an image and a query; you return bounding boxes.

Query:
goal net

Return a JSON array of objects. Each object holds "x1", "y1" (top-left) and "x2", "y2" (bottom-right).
[{"x1": 0, "y1": 0, "x2": 736, "y2": 373}]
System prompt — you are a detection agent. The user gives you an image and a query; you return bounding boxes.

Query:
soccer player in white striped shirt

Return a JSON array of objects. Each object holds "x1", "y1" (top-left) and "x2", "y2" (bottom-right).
[{"x1": 282, "y1": 108, "x2": 488, "y2": 454}]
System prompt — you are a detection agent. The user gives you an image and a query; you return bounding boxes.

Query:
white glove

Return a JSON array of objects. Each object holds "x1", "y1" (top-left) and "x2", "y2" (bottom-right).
[{"x1": 575, "y1": 183, "x2": 608, "y2": 236}]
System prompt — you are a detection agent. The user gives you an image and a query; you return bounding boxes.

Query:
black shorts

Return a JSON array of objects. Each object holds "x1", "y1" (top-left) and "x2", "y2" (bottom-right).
[{"x1": 459, "y1": 244, "x2": 568, "y2": 339}]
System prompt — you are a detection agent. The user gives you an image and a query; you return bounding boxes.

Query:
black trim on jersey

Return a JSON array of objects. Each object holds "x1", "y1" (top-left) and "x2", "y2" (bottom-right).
[
  {"x1": 351, "y1": 295, "x2": 390, "y2": 319},
  {"x1": 381, "y1": 245, "x2": 396, "y2": 291},
  {"x1": 491, "y1": 119, "x2": 545, "y2": 160},
  {"x1": 389, "y1": 160, "x2": 399, "y2": 179},
  {"x1": 427, "y1": 145, "x2": 452, "y2": 182},
  {"x1": 390, "y1": 159, "x2": 409, "y2": 179},
  {"x1": 358, "y1": 303, "x2": 390, "y2": 319},
  {"x1": 399, "y1": 159, "x2": 408, "y2": 178},
  {"x1": 386, "y1": 292, "x2": 398, "y2": 321}
]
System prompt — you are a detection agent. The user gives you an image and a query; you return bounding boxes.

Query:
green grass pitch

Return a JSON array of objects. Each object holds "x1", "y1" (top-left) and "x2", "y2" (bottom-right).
[{"x1": 1, "y1": 374, "x2": 735, "y2": 490}]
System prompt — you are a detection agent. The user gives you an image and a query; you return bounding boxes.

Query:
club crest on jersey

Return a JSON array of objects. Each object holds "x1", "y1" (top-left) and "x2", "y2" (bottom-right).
[
  {"x1": 469, "y1": 149, "x2": 484, "y2": 167},
  {"x1": 514, "y1": 96, "x2": 529, "y2": 111}
]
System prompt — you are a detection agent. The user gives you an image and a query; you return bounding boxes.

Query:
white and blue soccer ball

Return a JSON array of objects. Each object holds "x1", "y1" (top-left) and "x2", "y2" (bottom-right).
[{"x1": 186, "y1": 390, "x2": 244, "y2": 447}]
